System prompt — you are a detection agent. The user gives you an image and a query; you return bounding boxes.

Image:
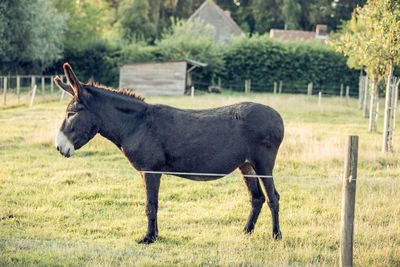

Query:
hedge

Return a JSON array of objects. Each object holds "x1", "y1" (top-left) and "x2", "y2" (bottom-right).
[
  {"x1": 222, "y1": 35, "x2": 360, "y2": 95},
  {"x1": 45, "y1": 34, "x2": 360, "y2": 95},
  {"x1": 46, "y1": 39, "x2": 121, "y2": 88}
]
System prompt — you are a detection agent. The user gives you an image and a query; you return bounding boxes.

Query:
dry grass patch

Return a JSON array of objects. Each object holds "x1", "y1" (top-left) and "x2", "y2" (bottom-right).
[{"x1": 0, "y1": 92, "x2": 399, "y2": 266}]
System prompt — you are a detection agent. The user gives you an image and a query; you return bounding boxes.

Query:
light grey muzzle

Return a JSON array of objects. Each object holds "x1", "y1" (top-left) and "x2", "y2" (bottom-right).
[{"x1": 55, "y1": 131, "x2": 75, "y2": 158}]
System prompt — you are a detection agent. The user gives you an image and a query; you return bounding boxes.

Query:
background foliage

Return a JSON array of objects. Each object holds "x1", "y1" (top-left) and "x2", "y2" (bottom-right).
[
  {"x1": 223, "y1": 35, "x2": 359, "y2": 94},
  {"x1": 0, "y1": 0, "x2": 364, "y2": 92},
  {"x1": 0, "y1": 0, "x2": 67, "y2": 74}
]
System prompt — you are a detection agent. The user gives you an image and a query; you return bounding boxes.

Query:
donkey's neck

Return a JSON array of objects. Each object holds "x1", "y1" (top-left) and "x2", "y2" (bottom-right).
[{"x1": 90, "y1": 88, "x2": 148, "y2": 148}]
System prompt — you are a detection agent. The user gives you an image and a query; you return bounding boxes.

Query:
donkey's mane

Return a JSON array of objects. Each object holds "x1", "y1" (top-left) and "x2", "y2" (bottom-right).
[{"x1": 87, "y1": 79, "x2": 145, "y2": 102}]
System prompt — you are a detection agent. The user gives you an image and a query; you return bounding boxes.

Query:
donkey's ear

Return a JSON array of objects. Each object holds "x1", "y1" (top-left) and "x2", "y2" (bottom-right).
[
  {"x1": 63, "y1": 63, "x2": 83, "y2": 96},
  {"x1": 54, "y1": 76, "x2": 74, "y2": 96}
]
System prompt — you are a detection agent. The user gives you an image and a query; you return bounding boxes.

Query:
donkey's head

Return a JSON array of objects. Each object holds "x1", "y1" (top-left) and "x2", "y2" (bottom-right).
[{"x1": 54, "y1": 63, "x2": 100, "y2": 157}]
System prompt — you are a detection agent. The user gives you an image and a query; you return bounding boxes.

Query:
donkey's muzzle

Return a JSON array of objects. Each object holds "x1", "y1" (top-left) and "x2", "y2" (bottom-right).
[{"x1": 55, "y1": 131, "x2": 75, "y2": 158}]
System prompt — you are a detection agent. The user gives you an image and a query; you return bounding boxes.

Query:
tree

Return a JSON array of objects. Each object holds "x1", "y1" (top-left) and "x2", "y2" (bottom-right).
[
  {"x1": 148, "y1": 0, "x2": 162, "y2": 38},
  {"x1": 332, "y1": 7, "x2": 385, "y2": 132},
  {"x1": 252, "y1": 0, "x2": 282, "y2": 34},
  {"x1": 116, "y1": 0, "x2": 155, "y2": 43},
  {"x1": 372, "y1": 0, "x2": 400, "y2": 153},
  {"x1": 50, "y1": 0, "x2": 113, "y2": 48},
  {"x1": 0, "y1": 0, "x2": 67, "y2": 74},
  {"x1": 282, "y1": 0, "x2": 301, "y2": 30},
  {"x1": 332, "y1": 0, "x2": 400, "y2": 152}
]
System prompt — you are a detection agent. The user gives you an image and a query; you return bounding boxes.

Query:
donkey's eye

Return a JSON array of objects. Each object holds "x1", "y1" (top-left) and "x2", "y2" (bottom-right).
[{"x1": 67, "y1": 112, "x2": 76, "y2": 119}]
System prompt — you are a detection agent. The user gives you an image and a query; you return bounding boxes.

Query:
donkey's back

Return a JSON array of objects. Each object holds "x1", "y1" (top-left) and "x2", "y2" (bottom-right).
[{"x1": 140, "y1": 102, "x2": 284, "y2": 180}]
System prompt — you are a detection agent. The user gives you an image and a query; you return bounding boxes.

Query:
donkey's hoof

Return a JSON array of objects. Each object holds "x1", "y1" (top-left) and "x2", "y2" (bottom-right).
[
  {"x1": 273, "y1": 231, "x2": 282, "y2": 240},
  {"x1": 138, "y1": 236, "x2": 156, "y2": 244},
  {"x1": 243, "y1": 226, "x2": 254, "y2": 234}
]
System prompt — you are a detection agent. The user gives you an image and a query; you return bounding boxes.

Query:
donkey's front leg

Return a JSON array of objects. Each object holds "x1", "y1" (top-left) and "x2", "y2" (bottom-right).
[{"x1": 138, "y1": 173, "x2": 161, "y2": 244}]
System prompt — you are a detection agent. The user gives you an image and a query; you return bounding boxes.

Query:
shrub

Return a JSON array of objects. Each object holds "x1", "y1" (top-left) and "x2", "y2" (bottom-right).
[
  {"x1": 223, "y1": 35, "x2": 359, "y2": 95},
  {"x1": 47, "y1": 38, "x2": 121, "y2": 87}
]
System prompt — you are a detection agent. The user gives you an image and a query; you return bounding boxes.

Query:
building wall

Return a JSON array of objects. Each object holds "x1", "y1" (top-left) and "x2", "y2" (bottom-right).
[
  {"x1": 119, "y1": 61, "x2": 187, "y2": 96},
  {"x1": 190, "y1": 1, "x2": 242, "y2": 46}
]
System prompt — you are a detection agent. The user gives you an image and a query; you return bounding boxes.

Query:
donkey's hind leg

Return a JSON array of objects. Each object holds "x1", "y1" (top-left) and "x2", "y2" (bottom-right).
[
  {"x1": 253, "y1": 152, "x2": 282, "y2": 240},
  {"x1": 239, "y1": 163, "x2": 265, "y2": 233}
]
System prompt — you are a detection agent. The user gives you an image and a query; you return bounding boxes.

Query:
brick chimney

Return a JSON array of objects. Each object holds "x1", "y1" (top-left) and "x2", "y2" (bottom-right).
[{"x1": 316, "y1": 24, "x2": 328, "y2": 39}]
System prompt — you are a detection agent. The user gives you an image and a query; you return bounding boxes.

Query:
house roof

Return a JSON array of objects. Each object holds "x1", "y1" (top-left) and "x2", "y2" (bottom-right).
[
  {"x1": 270, "y1": 29, "x2": 316, "y2": 41},
  {"x1": 188, "y1": 0, "x2": 243, "y2": 45},
  {"x1": 270, "y1": 26, "x2": 329, "y2": 42}
]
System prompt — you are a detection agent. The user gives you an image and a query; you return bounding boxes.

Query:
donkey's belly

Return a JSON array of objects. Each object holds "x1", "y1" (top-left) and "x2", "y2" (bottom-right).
[
  {"x1": 163, "y1": 152, "x2": 245, "y2": 181},
  {"x1": 174, "y1": 174, "x2": 226, "y2": 181}
]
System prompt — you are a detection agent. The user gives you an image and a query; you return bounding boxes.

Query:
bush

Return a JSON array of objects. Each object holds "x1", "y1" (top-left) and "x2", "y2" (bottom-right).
[
  {"x1": 47, "y1": 29, "x2": 359, "y2": 95},
  {"x1": 223, "y1": 35, "x2": 359, "y2": 95},
  {"x1": 46, "y1": 38, "x2": 121, "y2": 87}
]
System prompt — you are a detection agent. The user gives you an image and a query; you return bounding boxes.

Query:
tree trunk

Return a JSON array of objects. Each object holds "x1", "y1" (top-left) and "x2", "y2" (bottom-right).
[
  {"x1": 382, "y1": 60, "x2": 394, "y2": 153},
  {"x1": 149, "y1": 0, "x2": 161, "y2": 38},
  {"x1": 363, "y1": 76, "x2": 370, "y2": 118},
  {"x1": 393, "y1": 79, "x2": 400, "y2": 130},
  {"x1": 358, "y1": 71, "x2": 364, "y2": 110},
  {"x1": 368, "y1": 77, "x2": 378, "y2": 132}
]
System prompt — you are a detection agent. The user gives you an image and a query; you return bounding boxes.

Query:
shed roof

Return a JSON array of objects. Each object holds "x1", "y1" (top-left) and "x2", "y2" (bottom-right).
[{"x1": 120, "y1": 59, "x2": 207, "y2": 70}]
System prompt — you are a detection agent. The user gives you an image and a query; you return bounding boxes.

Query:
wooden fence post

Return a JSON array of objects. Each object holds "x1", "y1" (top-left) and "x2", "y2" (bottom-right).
[
  {"x1": 41, "y1": 76, "x2": 45, "y2": 96},
  {"x1": 307, "y1": 82, "x2": 313, "y2": 97},
  {"x1": 51, "y1": 76, "x2": 54, "y2": 93},
  {"x1": 30, "y1": 85, "x2": 37, "y2": 107},
  {"x1": 244, "y1": 79, "x2": 251, "y2": 94},
  {"x1": 278, "y1": 80, "x2": 283, "y2": 94},
  {"x1": 191, "y1": 86, "x2": 194, "y2": 100},
  {"x1": 3, "y1": 76, "x2": 7, "y2": 105},
  {"x1": 60, "y1": 91, "x2": 65, "y2": 102},
  {"x1": 31, "y1": 76, "x2": 36, "y2": 93},
  {"x1": 346, "y1": 86, "x2": 350, "y2": 102},
  {"x1": 218, "y1": 77, "x2": 221, "y2": 90},
  {"x1": 17, "y1": 76, "x2": 20, "y2": 104},
  {"x1": 340, "y1": 84, "x2": 344, "y2": 98},
  {"x1": 318, "y1": 91, "x2": 322, "y2": 107},
  {"x1": 2, "y1": 76, "x2": 7, "y2": 105},
  {"x1": 273, "y1": 82, "x2": 277, "y2": 94},
  {"x1": 59, "y1": 76, "x2": 65, "y2": 102},
  {"x1": 340, "y1": 135, "x2": 358, "y2": 267}
]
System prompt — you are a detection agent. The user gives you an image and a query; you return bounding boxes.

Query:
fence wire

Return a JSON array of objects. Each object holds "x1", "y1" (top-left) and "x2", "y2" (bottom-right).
[{"x1": 0, "y1": 163, "x2": 399, "y2": 183}]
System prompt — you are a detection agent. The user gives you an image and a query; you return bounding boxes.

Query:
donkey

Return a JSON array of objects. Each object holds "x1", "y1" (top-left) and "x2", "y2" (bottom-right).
[{"x1": 54, "y1": 63, "x2": 284, "y2": 244}]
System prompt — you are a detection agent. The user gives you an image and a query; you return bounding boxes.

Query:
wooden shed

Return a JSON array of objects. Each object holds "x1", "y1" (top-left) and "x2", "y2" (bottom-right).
[{"x1": 119, "y1": 59, "x2": 207, "y2": 96}]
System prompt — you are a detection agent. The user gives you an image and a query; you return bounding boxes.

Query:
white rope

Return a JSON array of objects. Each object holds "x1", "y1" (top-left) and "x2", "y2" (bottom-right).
[
  {"x1": 0, "y1": 163, "x2": 399, "y2": 183},
  {"x1": 139, "y1": 170, "x2": 273, "y2": 178}
]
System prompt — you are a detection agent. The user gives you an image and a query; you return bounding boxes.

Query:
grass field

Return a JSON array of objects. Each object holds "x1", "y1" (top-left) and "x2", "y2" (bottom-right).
[{"x1": 0, "y1": 92, "x2": 399, "y2": 266}]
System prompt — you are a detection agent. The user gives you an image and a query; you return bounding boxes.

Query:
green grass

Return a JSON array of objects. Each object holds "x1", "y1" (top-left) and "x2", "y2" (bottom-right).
[{"x1": 0, "y1": 93, "x2": 399, "y2": 266}]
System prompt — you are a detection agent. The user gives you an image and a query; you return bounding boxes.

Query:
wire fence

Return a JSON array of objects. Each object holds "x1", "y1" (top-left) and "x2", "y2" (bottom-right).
[
  {"x1": 194, "y1": 79, "x2": 362, "y2": 98},
  {"x1": 1, "y1": 163, "x2": 399, "y2": 263},
  {"x1": 0, "y1": 163, "x2": 399, "y2": 184},
  {"x1": 2, "y1": 74, "x2": 399, "y2": 105},
  {"x1": 0, "y1": 75, "x2": 362, "y2": 105},
  {"x1": 0, "y1": 75, "x2": 67, "y2": 106}
]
